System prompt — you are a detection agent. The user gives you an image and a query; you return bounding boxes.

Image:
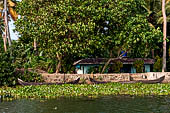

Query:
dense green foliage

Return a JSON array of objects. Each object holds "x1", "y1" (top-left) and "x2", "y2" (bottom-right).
[
  {"x1": 144, "y1": 0, "x2": 170, "y2": 26},
  {"x1": 0, "y1": 49, "x2": 43, "y2": 86},
  {"x1": 0, "y1": 51, "x2": 16, "y2": 86},
  {"x1": 1, "y1": 83, "x2": 170, "y2": 98},
  {"x1": 0, "y1": 40, "x2": 43, "y2": 86},
  {"x1": 0, "y1": 0, "x2": 167, "y2": 86},
  {"x1": 14, "y1": 0, "x2": 162, "y2": 73}
]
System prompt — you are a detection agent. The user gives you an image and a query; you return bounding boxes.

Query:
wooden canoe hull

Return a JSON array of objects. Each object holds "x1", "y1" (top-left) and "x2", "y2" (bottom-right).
[
  {"x1": 89, "y1": 76, "x2": 165, "y2": 84},
  {"x1": 18, "y1": 78, "x2": 80, "y2": 86},
  {"x1": 120, "y1": 76, "x2": 165, "y2": 84},
  {"x1": 18, "y1": 76, "x2": 165, "y2": 85}
]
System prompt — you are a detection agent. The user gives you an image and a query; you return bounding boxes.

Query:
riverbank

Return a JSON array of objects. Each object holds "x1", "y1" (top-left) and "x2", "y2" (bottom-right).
[{"x1": 1, "y1": 83, "x2": 170, "y2": 99}]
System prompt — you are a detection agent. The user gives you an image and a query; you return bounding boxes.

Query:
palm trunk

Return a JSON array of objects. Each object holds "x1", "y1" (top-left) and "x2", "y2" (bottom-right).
[
  {"x1": 162, "y1": 0, "x2": 167, "y2": 72},
  {"x1": 4, "y1": 0, "x2": 11, "y2": 47}
]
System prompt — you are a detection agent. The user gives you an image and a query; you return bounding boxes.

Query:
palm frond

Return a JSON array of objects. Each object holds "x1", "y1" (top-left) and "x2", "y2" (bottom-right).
[
  {"x1": 0, "y1": 12, "x2": 2, "y2": 19},
  {"x1": 166, "y1": 0, "x2": 170, "y2": 4},
  {"x1": 8, "y1": 7, "x2": 17, "y2": 21},
  {"x1": 7, "y1": 0, "x2": 15, "y2": 7},
  {"x1": 149, "y1": 23, "x2": 155, "y2": 28},
  {"x1": 157, "y1": 16, "x2": 170, "y2": 24},
  {"x1": 156, "y1": 4, "x2": 170, "y2": 16},
  {"x1": 142, "y1": 5, "x2": 153, "y2": 14},
  {"x1": 0, "y1": 1, "x2": 3, "y2": 10}
]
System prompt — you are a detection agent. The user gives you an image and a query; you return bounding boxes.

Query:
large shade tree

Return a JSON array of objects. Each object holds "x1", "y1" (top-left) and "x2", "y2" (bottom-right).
[{"x1": 15, "y1": 0, "x2": 162, "y2": 73}]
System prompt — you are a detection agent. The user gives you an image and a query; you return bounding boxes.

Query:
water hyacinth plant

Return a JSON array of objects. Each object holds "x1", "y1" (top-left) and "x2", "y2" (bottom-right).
[{"x1": 1, "y1": 83, "x2": 170, "y2": 99}]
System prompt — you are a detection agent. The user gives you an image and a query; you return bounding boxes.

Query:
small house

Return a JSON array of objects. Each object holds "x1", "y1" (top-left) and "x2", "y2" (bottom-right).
[{"x1": 73, "y1": 58, "x2": 154, "y2": 74}]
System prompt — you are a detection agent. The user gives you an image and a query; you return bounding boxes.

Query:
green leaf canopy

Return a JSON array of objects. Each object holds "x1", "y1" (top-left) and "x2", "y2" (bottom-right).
[{"x1": 15, "y1": 0, "x2": 162, "y2": 72}]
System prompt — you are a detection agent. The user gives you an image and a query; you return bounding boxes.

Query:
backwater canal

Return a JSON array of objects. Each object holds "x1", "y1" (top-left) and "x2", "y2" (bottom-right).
[{"x1": 0, "y1": 95, "x2": 170, "y2": 113}]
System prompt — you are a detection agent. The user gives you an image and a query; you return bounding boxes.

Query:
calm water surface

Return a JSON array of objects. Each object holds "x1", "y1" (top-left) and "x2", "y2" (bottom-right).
[{"x1": 0, "y1": 95, "x2": 170, "y2": 113}]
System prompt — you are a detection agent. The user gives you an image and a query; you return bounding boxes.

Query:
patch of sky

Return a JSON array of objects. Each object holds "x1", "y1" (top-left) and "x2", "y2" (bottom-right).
[
  {"x1": 9, "y1": 20, "x2": 19, "y2": 40},
  {"x1": 9, "y1": 0, "x2": 21, "y2": 40}
]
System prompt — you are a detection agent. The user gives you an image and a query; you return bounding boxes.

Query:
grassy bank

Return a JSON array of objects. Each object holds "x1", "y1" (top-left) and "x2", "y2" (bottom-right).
[{"x1": 1, "y1": 83, "x2": 170, "y2": 99}]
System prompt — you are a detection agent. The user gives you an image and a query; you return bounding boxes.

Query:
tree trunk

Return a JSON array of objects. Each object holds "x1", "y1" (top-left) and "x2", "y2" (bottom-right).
[
  {"x1": 56, "y1": 60, "x2": 61, "y2": 73},
  {"x1": 3, "y1": 34, "x2": 7, "y2": 51},
  {"x1": 4, "y1": 0, "x2": 11, "y2": 46},
  {"x1": 151, "y1": 49, "x2": 154, "y2": 58},
  {"x1": 7, "y1": 22, "x2": 11, "y2": 44},
  {"x1": 101, "y1": 58, "x2": 112, "y2": 73},
  {"x1": 34, "y1": 38, "x2": 37, "y2": 51},
  {"x1": 56, "y1": 53, "x2": 62, "y2": 73},
  {"x1": 162, "y1": 0, "x2": 167, "y2": 72},
  {"x1": 117, "y1": 48, "x2": 121, "y2": 57}
]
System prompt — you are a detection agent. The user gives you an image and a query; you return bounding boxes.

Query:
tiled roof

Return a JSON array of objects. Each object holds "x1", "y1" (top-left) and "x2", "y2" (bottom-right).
[{"x1": 73, "y1": 58, "x2": 155, "y2": 65}]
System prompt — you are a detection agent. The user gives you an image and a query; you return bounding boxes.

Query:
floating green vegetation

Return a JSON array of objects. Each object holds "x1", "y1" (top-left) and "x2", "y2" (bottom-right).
[{"x1": 1, "y1": 83, "x2": 170, "y2": 99}]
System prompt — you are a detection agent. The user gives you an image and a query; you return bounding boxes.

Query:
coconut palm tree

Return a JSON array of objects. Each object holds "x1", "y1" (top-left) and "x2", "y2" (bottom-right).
[
  {"x1": 144, "y1": 0, "x2": 168, "y2": 71},
  {"x1": 0, "y1": 0, "x2": 17, "y2": 51}
]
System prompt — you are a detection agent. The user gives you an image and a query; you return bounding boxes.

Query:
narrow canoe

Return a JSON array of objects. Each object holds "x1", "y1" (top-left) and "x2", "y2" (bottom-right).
[
  {"x1": 18, "y1": 78, "x2": 80, "y2": 86},
  {"x1": 120, "y1": 76, "x2": 165, "y2": 84},
  {"x1": 89, "y1": 76, "x2": 165, "y2": 84}
]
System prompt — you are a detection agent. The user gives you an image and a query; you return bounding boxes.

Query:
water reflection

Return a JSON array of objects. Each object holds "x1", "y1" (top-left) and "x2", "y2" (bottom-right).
[{"x1": 0, "y1": 95, "x2": 170, "y2": 113}]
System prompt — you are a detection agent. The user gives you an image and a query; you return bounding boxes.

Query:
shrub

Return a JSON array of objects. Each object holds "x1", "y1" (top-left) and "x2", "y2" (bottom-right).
[
  {"x1": 16, "y1": 69, "x2": 44, "y2": 82},
  {"x1": 153, "y1": 56, "x2": 162, "y2": 72},
  {"x1": 110, "y1": 61, "x2": 123, "y2": 73},
  {"x1": 133, "y1": 60, "x2": 144, "y2": 73},
  {"x1": 88, "y1": 65, "x2": 103, "y2": 74},
  {"x1": 0, "y1": 52, "x2": 16, "y2": 86},
  {"x1": 0, "y1": 45, "x2": 44, "y2": 86}
]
